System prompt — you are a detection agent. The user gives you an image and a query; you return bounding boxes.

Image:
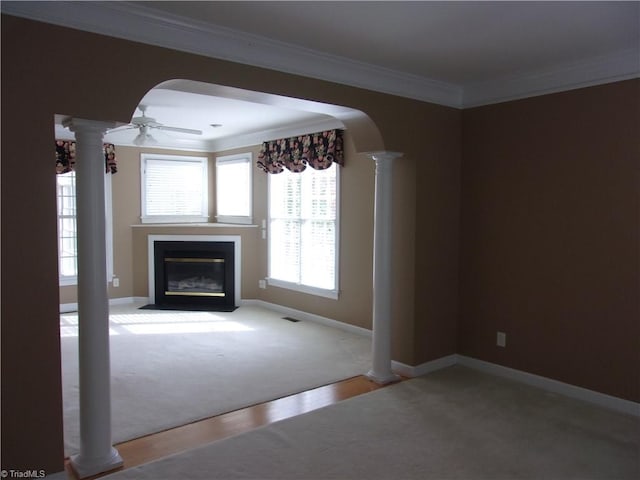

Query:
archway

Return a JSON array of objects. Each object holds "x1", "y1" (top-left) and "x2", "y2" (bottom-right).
[{"x1": 64, "y1": 79, "x2": 400, "y2": 477}]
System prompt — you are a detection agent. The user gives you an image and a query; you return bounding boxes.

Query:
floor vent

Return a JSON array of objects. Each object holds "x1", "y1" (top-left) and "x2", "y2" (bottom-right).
[{"x1": 282, "y1": 316, "x2": 300, "y2": 323}]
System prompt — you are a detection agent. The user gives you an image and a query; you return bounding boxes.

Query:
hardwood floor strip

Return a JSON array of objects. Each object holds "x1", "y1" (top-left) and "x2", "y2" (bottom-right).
[{"x1": 65, "y1": 375, "x2": 389, "y2": 480}]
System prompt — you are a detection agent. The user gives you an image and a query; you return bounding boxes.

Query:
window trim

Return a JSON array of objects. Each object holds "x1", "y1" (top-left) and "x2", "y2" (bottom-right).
[
  {"x1": 215, "y1": 152, "x2": 253, "y2": 225},
  {"x1": 266, "y1": 164, "x2": 340, "y2": 299},
  {"x1": 140, "y1": 153, "x2": 209, "y2": 224}
]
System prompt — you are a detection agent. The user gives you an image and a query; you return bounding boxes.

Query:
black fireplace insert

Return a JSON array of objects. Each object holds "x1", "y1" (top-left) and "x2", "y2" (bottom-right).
[{"x1": 150, "y1": 240, "x2": 236, "y2": 311}]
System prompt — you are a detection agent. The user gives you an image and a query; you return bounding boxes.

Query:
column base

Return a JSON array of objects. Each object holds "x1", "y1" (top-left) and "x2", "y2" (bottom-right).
[
  {"x1": 366, "y1": 369, "x2": 401, "y2": 385},
  {"x1": 70, "y1": 447, "x2": 124, "y2": 479}
]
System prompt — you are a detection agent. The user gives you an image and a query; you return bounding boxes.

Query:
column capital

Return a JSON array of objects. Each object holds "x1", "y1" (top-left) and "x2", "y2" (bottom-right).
[
  {"x1": 63, "y1": 117, "x2": 117, "y2": 136},
  {"x1": 366, "y1": 151, "x2": 403, "y2": 162}
]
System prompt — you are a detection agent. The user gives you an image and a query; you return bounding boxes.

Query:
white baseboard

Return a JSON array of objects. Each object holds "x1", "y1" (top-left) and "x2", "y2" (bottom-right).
[
  {"x1": 242, "y1": 299, "x2": 372, "y2": 338},
  {"x1": 60, "y1": 296, "x2": 148, "y2": 313},
  {"x1": 392, "y1": 354, "x2": 458, "y2": 378},
  {"x1": 457, "y1": 355, "x2": 640, "y2": 418},
  {"x1": 390, "y1": 353, "x2": 639, "y2": 417}
]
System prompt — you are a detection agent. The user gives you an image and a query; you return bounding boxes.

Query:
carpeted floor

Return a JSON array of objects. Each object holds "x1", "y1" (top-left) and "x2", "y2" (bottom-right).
[
  {"x1": 60, "y1": 302, "x2": 371, "y2": 455},
  {"x1": 104, "y1": 365, "x2": 640, "y2": 480}
]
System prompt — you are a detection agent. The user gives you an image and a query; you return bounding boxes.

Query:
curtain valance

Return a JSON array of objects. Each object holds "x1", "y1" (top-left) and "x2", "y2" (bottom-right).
[
  {"x1": 257, "y1": 129, "x2": 343, "y2": 174},
  {"x1": 55, "y1": 140, "x2": 117, "y2": 174}
]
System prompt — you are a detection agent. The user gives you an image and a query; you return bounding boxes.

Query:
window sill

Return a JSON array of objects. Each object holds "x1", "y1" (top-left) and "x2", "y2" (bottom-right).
[
  {"x1": 267, "y1": 278, "x2": 339, "y2": 300},
  {"x1": 132, "y1": 223, "x2": 258, "y2": 228}
]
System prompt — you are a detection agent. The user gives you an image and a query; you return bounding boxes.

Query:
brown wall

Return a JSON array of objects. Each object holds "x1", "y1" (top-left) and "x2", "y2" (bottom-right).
[
  {"x1": 414, "y1": 104, "x2": 462, "y2": 363},
  {"x1": 1, "y1": 15, "x2": 461, "y2": 474},
  {"x1": 459, "y1": 80, "x2": 640, "y2": 402}
]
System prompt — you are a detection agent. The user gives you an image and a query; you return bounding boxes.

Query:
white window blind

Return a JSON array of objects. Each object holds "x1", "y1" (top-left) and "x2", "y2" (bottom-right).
[
  {"x1": 268, "y1": 163, "x2": 339, "y2": 297},
  {"x1": 141, "y1": 154, "x2": 208, "y2": 223},
  {"x1": 216, "y1": 153, "x2": 252, "y2": 224}
]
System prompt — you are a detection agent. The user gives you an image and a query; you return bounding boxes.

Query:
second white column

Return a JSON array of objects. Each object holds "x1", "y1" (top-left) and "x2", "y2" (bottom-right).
[{"x1": 366, "y1": 151, "x2": 402, "y2": 384}]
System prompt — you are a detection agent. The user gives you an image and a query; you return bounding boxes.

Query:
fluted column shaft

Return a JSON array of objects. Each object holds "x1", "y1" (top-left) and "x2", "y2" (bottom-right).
[{"x1": 64, "y1": 118, "x2": 123, "y2": 478}]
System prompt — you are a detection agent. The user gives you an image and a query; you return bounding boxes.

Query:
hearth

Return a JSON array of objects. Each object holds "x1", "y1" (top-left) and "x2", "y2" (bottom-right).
[{"x1": 151, "y1": 240, "x2": 236, "y2": 311}]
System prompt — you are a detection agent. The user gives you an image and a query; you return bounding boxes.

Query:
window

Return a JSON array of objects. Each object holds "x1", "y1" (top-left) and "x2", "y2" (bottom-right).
[
  {"x1": 57, "y1": 172, "x2": 77, "y2": 285},
  {"x1": 216, "y1": 153, "x2": 252, "y2": 224},
  {"x1": 141, "y1": 154, "x2": 208, "y2": 223},
  {"x1": 56, "y1": 172, "x2": 114, "y2": 285},
  {"x1": 268, "y1": 163, "x2": 339, "y2": 298}
]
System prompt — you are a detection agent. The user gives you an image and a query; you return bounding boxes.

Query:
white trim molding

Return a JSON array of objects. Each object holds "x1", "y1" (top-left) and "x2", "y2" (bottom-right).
[
  {"x1": 463, "y1": 47, "x2": 640, "y2": 108},
  {"x1": 60, "y1": 297, "x2": 148, "y2": 314},
  {"x1": 457, "y1": 355, "x2": 640, "y2": 418},
  {"x1": 243, "y1": 299, "x2": 372, "y2": 339},
  {"x1": 0, "y1": 1, "x2": 462, "y2": 108},
  {"x1": 392, "y1": 354, "x2": 458, "y2": 378},
  {"x1": 393, "y1": 354, "x2": 639, "y2": 417},
  {"x1": 5, "y1": 2, "x2": 636, "y2": 108}
]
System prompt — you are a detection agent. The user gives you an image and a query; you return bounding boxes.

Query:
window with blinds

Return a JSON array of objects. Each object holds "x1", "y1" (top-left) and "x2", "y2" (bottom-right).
[
  {"x1": 57, "y1": 171, "x2": 78, "y2": 284},
  {"x1": 216, "y1": 152, "x2": 252, "y2": 224},
  {"x1": 268, "y1": 163, "x2": 339, "y2": 298},
  {"x1": 140, "y1": 154, "x2": 209, "y2": 223},
  {"x1": 56, "y1": 171, "x2": 114, "y2": 285}
]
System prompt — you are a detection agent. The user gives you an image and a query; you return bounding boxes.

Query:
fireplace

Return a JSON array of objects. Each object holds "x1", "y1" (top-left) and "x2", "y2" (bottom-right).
[{"x1": 148, "y1": 236, "x2": 239, "y2": 311}]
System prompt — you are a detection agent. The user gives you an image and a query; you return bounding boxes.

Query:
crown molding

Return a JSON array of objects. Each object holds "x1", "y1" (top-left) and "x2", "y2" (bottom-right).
[
  {"x1": 463, "y1": 47, "x2": 640, "y2": 108},
  {"x1": 2, "y1": 1, "x2": 637, "y2": 109},
  {"x1": 0, "y1": 1, "x2": 462, "y2": 107}
]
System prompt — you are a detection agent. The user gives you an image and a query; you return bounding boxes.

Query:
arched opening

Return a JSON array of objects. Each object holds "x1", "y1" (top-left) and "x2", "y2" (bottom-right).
[{"x1": 57, "y1": 79, "x2": 396, "y2": 476}]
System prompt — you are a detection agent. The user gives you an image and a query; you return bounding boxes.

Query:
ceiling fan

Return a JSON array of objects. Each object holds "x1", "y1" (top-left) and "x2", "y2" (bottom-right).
[{"x1": 111, "y1": 104, "x2": 203, "y2": 145}]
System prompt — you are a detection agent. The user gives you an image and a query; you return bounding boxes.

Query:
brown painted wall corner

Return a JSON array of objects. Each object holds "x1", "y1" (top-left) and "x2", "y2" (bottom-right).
[
  {"x1": 459, "y1": 80, "x2": 640, "y2": 402},
  {"x1": 413, "y1": 104, "x2": 463, "y2": 364}
]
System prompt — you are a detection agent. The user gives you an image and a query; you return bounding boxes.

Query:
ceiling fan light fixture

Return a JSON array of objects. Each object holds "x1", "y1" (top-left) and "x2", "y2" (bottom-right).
[
  {"x1": 133, "y1": 132, "x2": 143, "y2": 145},
  {"x1": 133, "y1": 126, "x2": 158, "y2": 146}
]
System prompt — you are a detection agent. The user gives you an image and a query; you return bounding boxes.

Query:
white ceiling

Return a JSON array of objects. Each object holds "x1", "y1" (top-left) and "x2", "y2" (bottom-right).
[
  {"x1": 141, "y1": 1, "x2": 639, "y2": 86},
  {"x1": 103, "y1": 86, "x2": 344, "y2": 152},
  {"x1": 3, "y1": 1, "x2": 639, "y2": 151}
]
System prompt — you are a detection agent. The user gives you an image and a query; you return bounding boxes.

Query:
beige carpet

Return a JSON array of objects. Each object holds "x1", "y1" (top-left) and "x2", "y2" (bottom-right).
[
  {"x1": 60, "y1": 302, "x2": 371, "y2": 455},
  {"x1": 104, "y1": 366, "x2": 640, "y2": 480}
]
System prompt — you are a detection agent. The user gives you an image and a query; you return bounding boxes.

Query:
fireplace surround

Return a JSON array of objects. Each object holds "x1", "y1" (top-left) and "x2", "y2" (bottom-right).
[{"x1": 147, "y1": 235, "x2": 241, "y2": 310}]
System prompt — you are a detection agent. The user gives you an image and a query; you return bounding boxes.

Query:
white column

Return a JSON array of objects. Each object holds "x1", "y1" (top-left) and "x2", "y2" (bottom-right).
[
  {"x1": 64, "y1": 118, "x2": 123, "y2": 478},
  {"x1": 366, "y1": 151, "x2": 402, "y2": 384}
]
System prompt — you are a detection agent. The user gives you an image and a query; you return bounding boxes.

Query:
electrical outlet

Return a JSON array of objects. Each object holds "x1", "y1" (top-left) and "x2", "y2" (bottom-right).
[
  {"x1": 496, "y1": 331, "x2": 506, "y2": 347},
  {"x1": 112, "y1": 277, "x2": 120, "y2": 288},
  {"x1": 258, "y1": 279, "x2": 266, "y2": 289}
]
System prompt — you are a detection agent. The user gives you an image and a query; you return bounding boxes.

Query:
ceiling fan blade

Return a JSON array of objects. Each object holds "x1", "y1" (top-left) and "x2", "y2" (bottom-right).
[
  {"x1": 155, "y1": 125, "x2": 203, "y2": 135},
  {"x1": 107, "y1": 125, "x2": 139, "y2": 133}
]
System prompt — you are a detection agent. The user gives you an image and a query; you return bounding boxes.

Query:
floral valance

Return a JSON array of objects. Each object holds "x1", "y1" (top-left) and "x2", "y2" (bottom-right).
[
  {"x1": 55, "y1": 140, "x2": 117, "y2": 174},
  {"x1": 257, "y1": 129, "x2": 344, "y2": 174}
]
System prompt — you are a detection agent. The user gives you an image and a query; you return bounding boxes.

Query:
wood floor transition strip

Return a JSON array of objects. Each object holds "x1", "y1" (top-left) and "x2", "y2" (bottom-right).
[{"x1": 64, "y1": 375, "x2": 391, "y2": 480}]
